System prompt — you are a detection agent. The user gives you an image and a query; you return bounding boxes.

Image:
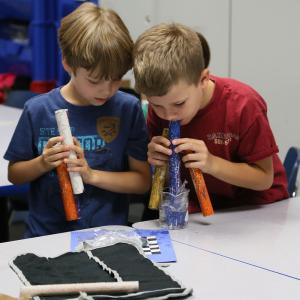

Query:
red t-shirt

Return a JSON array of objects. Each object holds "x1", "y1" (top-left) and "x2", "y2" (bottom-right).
[{"x1": 147, "y1": 75, "x2": 289, "y2": 212}]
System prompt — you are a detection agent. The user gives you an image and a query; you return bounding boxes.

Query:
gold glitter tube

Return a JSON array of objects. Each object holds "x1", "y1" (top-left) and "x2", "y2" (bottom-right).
[{"x1": 148, "y1": 128, "x2": 169, "y2": 210}]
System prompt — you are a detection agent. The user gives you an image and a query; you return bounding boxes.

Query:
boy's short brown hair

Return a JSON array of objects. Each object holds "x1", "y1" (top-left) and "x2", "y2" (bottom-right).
[
  {"x1": 133, "y1": 23, "x2": 205, "y2": 96},
  {"x1": 58, "y1": 2, "x2": 133, "y2": 80}
]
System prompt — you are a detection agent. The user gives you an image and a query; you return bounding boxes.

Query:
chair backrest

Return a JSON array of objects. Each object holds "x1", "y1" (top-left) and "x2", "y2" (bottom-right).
[{"x1": 283, "y1": 147, "x2": 300, "y2": 197}]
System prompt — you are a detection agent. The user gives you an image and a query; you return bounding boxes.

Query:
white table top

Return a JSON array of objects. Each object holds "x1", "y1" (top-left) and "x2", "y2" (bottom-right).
[
  {"x1": 1, "y1": 201, "x2": 300, "y2": 300},
  {"x1": 0, "y1": 105, "x2": 22, "y2": 188},
  {"x1": 134, "y1": 197, "x2": 300, "y2": 282}
]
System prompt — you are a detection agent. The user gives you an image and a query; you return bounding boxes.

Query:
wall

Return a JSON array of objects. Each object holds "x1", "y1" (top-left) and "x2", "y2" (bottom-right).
[
  {"x1": 100, "y1": 0, "x2": 230, "y2": 87},
  {"x1": 101, "y1": 0, "x2": 300, "y2": 160},
  {"x1": 230, "y1": 0, "x2": 300, "y2": 159}
]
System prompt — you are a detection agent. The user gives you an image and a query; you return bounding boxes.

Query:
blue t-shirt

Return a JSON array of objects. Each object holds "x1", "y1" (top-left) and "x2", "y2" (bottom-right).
[{"x1": 4, "y1": 88, "x2": 148, "y2": 237}]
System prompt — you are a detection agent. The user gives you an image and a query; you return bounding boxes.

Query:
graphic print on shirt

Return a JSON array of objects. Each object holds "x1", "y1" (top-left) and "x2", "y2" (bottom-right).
[
  {"x1": 37, "y1": 116, "x2": 121, "y2": 176},
  {"x1": 207, "y1": 132, "x2": 239, "y2": 146},
  {"x1": 38, "y1": 127, "x2": 107, "y2": 154},
  {"x1": 96, "y1": 117, "x2": 120, "y2": 143}
]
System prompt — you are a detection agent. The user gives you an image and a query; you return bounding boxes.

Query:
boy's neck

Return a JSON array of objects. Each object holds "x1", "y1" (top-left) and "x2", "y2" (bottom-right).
[
  {"x1": 60, "y1": 82, "x2": 88, "y2": 106},
  {"x1": 199, "y1": 79, "x2": 215, "y2": 110}
]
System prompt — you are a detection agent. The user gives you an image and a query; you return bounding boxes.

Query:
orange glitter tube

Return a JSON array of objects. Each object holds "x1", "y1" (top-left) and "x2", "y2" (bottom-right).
[
  {"x1": 56, "y1": 162, "x2": 79, "y2": 221},
  {"x1": 189, "y1": 168, "x2": 214, "y2": 216},
  {"x1": 148, "y1": 128, "x2": 169, "y2": 210}
]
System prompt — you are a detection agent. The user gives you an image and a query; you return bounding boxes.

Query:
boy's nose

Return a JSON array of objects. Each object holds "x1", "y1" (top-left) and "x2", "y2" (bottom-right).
[{"x1": 163, "y1": 111, "x2": 177, "y2": 121}]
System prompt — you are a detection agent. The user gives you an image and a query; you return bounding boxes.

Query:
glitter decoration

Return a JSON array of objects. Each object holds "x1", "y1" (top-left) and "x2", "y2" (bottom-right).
[
  {"x1": 190, "y1": 168, "x2": 214, "y2": 216},
  {"x1": 148, "y1": 128, "x2": 169, "y2": 209},
  {"x1": 168, "y1": 121, "x2": 181, "y2": 195},
  {"x1": 56, "y1": 162, "x2": 79, "y2": 221},
  {"x1": 159, "y1": 120, "x2": 190, "y2": 229}
]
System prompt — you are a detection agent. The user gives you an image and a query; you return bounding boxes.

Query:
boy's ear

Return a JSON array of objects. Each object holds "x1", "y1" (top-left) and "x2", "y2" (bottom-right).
[
  {"x1": 200, "y1": 68, "x2": 210, "y2": 85},
  {"x1": 196, "y1": 68, "x2": 210, "y2": 89},
  {"x1": 62, "y1": 58, "x2": 72, "y2": 75}
]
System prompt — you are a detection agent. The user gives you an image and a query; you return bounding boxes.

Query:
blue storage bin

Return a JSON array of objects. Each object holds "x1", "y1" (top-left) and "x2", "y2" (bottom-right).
[
  {"x1": 0, "y1": 0, "x2": 99, "y2": 87},
  {"x1": 0, "y1": 0, "x2": 32, "y2": 21},
  {"x1": 0, "y1": 39, "x2": 31, "y2": 76}
]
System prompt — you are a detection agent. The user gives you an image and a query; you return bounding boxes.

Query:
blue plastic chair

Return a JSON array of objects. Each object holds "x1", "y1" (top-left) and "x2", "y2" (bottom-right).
[{"x1": 283, "y1": 147, "x2": 300, "y2": 197}]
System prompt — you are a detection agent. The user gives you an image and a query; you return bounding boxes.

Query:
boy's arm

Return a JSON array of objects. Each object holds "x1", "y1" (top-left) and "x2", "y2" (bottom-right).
[
  {"x1": 208, "y1": 156, "x2": 273, "y2": 191},
  {"x1": 175, "y1": 138, "x2": 274, "y2": 191},
  {"x1": 85, "y1": 156, "x2": 151, "y2": 194},
  {"x1": 65, "y1": 136, "x2": 151, "y2": 194},
  {"x1": 8, "y1": 157, "x2": 50, "y2": 185},
  {"x1": 7, "y1": 136, "x2": 71, "y2": 185}
]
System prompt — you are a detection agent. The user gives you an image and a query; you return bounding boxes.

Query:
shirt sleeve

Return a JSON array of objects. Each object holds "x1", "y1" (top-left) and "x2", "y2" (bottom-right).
[
  {"x1": 126, "y1": 101, "x2": 149, "y2": 161},
  {"x1": 237, "y1": 103, "x2": 278, "y2": 163},
  {"x1": 4, "y1": 104, "x2": 35, "y2": 162}
]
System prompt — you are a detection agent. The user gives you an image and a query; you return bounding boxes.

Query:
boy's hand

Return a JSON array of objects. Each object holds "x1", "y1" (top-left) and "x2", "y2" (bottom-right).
[
  {"x1": 172, "y1": 138, "x2": 215, "y2": 174},
  {"x1": 42, "y1": 136, "x2": 70, "y2": 171},
  {"x1": 64, "y1": 138, "x2": 93, "y2": 183},
  {"x1": 148, "y1": 135, "x2": 172, "y2": 166}
]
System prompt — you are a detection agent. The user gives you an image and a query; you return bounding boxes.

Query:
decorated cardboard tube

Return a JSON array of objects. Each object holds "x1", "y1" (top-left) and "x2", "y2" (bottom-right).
[
  {"x1": 56, "y1": 162, "x2": 79, "y2": 221},
  {"x1": 168, "y1": 121, "x2": 181, "y2": 195},
  {"x1": 189, "y1": 168, "x2": 214, "y2": 216},
  {"x1": 55, "y1": 109, "x2": 84, "y2": 195},
  {"x1": 148, "y1": 128, "x2": 169, "y2": 209}
]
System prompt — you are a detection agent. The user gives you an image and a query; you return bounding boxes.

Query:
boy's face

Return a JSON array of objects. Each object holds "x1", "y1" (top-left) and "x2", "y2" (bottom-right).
[
  {"x1": 147, "y1": 75, "x2": 212, "y2": 125},
  {"x1": 69, "y1": 67, "x2": 121, "y2": 106}
]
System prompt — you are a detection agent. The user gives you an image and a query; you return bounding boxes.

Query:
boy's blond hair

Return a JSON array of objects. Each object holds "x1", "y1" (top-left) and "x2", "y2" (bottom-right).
[
  {"x1": 133, "y1": 23, "x2": 204, "y2": 96},
  {"x1": 58, "y1": 2, "x2": 133, "y2": 80}
]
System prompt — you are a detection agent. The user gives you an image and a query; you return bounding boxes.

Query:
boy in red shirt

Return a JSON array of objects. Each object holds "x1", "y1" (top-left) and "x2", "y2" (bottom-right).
[{"x1": 133, "y1": 23, "x2": 288, "y2": 211}]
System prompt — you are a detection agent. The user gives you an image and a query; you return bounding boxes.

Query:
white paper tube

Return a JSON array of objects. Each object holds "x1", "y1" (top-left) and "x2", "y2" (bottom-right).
[
  {"x1": 19, "y1": 281, "x2": 139, "y2": 298},
  {"x1": 55, "y1": 109, "x2": 84, "y2": 194}
]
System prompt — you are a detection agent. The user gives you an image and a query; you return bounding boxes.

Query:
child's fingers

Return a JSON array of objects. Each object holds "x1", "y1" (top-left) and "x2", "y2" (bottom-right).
[
  {"x1": 68, "y1": 139, "x2": 85, "y2": 158},
  {"x1": 65, "y1": 157, "x2": 86, "y2": 168},
  {"x1": 173, "y1": 139, "x2": 206, "y2": 153},
  {"x1": 151, "y1": 135, "x2": 171, "y2": 147},
  {"x1": 171, "y1": 137, "x2": 191, "y2": 145},
  {"x1": 48, "y1": 151, "x2": 70, "y2": 163},
  {"x1": 73, "y1": 137, "x2": 81, "y2": 146},
  {"x1": 181, "y1": 152, "x2": 198, "y2": 163},
  {"x1": 148, "y1": 150, "x2": 169, "y2": 162},
  {"x1": 148, "y1": 137, "x2": 172, "y2": 154},
  {"x1": 148, "y1": 156, "x2": 168, "y2": 167},
  {"x1": 45, "y1": 136, "x2": 64, "y2": 148},
  {"x1": 147, "y1": 135, "x2": 175, "y2": 166},
  {"x1": 150, "y1": 143, "x2": 172, "y2": 156},
  {"x1": 47, "y1": 142, "x2": 70, "y2": 155},
  {"x1": 147, "y1": 144, "x2": 171, "y2": 167}
]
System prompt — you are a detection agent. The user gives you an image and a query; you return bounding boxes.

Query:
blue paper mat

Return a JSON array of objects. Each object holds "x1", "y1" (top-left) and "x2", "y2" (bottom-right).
[{"x1": 70, "y1": 228, "x2": 177, "y2": 263}]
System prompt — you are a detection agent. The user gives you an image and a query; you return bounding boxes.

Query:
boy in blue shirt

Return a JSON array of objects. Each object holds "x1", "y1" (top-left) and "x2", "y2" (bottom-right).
[{"x1": 4, "y1": 3, "x2": 151, "y2": 237}]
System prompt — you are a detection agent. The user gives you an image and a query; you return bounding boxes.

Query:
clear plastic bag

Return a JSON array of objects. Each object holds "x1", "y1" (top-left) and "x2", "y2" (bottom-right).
[{"x1": 75, "y1": 228, "x2": 144, "y2": 254}]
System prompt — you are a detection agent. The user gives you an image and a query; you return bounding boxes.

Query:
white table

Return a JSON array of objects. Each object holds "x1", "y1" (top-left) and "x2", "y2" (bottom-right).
[
  {"x1": 134, "y1": 197, "x2": 300, "y2": 283},
  {"x1": 0, "y1": 105, "x2": 22, "y2": 188},
  {"x1": 0, "y1": 105, "x2": 24, "y2": 242},
  {"x1": 1, "y1": 203, "x2": 300, "y2": 300}
]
